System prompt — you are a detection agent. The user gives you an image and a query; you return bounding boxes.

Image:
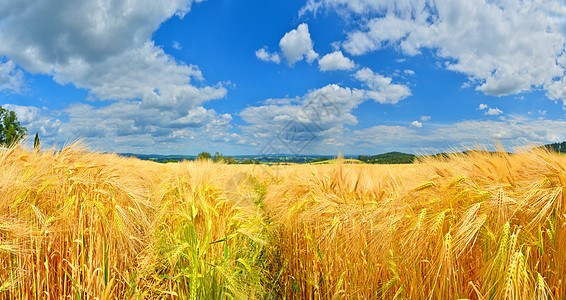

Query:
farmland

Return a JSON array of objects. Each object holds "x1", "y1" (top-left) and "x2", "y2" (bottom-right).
[{"x1": 1, "y1": 144, "x2": 566, "y2": 299}]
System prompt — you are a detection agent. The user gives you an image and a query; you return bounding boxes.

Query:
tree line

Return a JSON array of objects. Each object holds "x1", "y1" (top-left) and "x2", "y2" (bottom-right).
[
  {"x1": 195, "y1": 152, "x2": 259, "y2": 164},
  {"x1": 543, "y1": 142, "x2": 566, "y2": 153},
  {"x1": 358, "y1": 152, "x2": 416, "y2": 164}
]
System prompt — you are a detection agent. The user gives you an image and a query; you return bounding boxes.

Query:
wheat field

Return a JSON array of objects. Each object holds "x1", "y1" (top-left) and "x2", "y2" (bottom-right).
[{"x1": 1, "y1": 143, "x2": 565, "y2": 299}]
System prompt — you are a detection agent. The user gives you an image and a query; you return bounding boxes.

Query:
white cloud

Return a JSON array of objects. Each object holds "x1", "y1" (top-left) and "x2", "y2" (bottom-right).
[
  {"x1": 238, "y1": 79, "x2": 413, "y2": 153},
  {"x1": 240, "y1": 84, "x2": 364, "y2": 131},
  {"x1": 0, "y1": 59, "x2": 24, "y2": 93},
  {"x1": 421, "y1": 115, "x2": 431, "y2": 121},
  {"x1": 255, "y1": 47, "x2": 281, "y2": 64},
  {"x1": 3, "y1": 104, "x2": 62, "y2": 142},
  {"x1": 3, "y1": 104, "x2": 41, "y2": 124},
  {"x1": 60, "y1": 101, "x2": 233, "y2": 140},
  {"x1": 404, "y1": 70, "x2": 415, "y2": 76},
  {"x1": 0, "y1": 0, "x2": 225, "y2": 113},
  {"x1": 410, "y1": 120, "x2": 422, "y2": 127},
  {"x1": 239, "y1": 84, "x2": 367, "y2": 153},
  {"x1": 279, "y1": 23, "x2": 319, "y2": 66},
  {"x1": 0, "y1": 0, "x2": 201, "y2": 72},
  {"x1": 343, "y1": 14, "x2": 420, "y2": 55},
  {"x1": 546, "y1": 77, "x2": 566, "y2": 104},
  {"x1": 0, "y1": 0, "x2": 240, "y2": 153},
  {"x1": 485, "y1": 108, "x2": 503, "y2": 116},
  {"x1": 434, "y1": 118, "x2": 566, "y2": 143},
  {"x1": 353, "y1": 67, "x2": 411, "y2": 104},
  {"x1": 351, "y1": 117, "x2": 566, "y2": 153},
  {"x1": 55, "y1": 42, "x2": 226, "y2": 112},
  {"x1": 318, "y1": 51, "x2": 356, "y2": 71},
  {"x1": 330, "y1": 41, "x2": 341, "y2": 51},
  {"x1": 303, "y1": 0, "x2": 566, "y2": 100},
  {"x1": 351, "y1": 125, "x2": 421, "y2": 149},
  {"x1": 479, "y1": 103, "x2": 503, "y2": 115},
  {"x1": 7, "y1": 101, "x2": 238, "y2": 153},
  {"x1": 172, "y1": 41, "x2": 182, "y2": 50},
  {"x1": 301, "y1": 0, "x2": 429, "y2": 17}
]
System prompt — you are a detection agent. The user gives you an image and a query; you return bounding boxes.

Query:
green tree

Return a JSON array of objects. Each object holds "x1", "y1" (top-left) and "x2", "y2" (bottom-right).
[
  {"x1": 198, "y1": 151, "x2": 211, "y2": 160},
  {"x1": 210, "y1": 152, "x2": 236, "y2": 164},
  {"x1": 0, "y1": 105, "x2": 26, "y2": 147},
  {"x1": 226, "y1": 156, "x2": 236, "y2": 164},
  {"x1": 213, "y1": 151, "x2": 223, "y2": 163},
  {"x1": 310, "y1": 157, "x2": 329, "y2": 163},
  {"x1": 33, "y1": 132, "x2": 40, "y2": 150},
  {"x1": 241, "y1": 159, "x2": 260, "y2": 165}
]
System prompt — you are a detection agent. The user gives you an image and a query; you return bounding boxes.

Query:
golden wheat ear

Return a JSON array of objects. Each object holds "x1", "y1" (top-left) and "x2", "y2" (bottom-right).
[{"x1": 2, "y1": 144, "x2": 566, "y2": 298}]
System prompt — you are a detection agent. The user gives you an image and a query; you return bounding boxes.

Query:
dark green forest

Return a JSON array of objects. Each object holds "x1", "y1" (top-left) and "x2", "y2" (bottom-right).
[{"x1": 358, "y1": 152, "x2": 416, "y2": 164}]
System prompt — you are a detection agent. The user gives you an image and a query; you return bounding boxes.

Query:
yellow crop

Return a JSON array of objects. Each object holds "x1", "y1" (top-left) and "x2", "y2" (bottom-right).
[{"x1": 1, "y1": 143, "x2": 565, "y2": 299}]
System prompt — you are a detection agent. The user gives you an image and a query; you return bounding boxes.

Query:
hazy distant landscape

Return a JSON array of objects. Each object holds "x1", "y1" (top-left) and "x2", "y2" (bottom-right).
[{"x1": 120, "y1": 141, "x2": 566, "y2": 164}]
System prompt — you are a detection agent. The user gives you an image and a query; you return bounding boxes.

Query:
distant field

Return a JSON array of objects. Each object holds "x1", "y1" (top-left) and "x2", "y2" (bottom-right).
[
  {"x1": 310, "y1": 158, "x2": 363, "y2": 164},
  {"x1": 1, "y1": 144, "x2": 566, "y2": 299}
]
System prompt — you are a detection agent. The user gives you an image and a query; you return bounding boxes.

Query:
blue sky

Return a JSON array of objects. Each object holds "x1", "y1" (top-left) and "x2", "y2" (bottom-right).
[{"x1": 1, "y1": 0, "x2": 566, "y2": 155}]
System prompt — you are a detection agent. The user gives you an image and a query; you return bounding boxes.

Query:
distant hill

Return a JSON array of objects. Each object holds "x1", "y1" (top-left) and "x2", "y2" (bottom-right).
[
  {"x1": 118, "y1": 153, "x2": 195, "y2": 163},
  {"x1": 310, "y1": 158, "x2": 364, "y2": 165},
  {"x1": 117, "y1": 153, "x2": 352, "y2": 164},
  {"x1": 541, "y1": 141, "x2": 566, "y2": 153},
  {"x1": 358, "y1": 152, "x2": 416, "y2": 164},
  {"x1": 118, "y1": 152, "x2": 417, "y2": 164},
  {"x1": 117, "y1": 142, "x2": 565, "y2": 165},
  {"x1": 420, "y1": 150, "x2": 511, "y2": 160}
]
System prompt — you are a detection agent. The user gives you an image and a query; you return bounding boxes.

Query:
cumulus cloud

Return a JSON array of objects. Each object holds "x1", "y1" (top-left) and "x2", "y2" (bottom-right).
[
  {"x1": 546, "y1": 77, "x2": 566, "y2": 104},
  {"x1": 239, "y1": 77, "x2": 413, "y2": 153},
  {"x1": 0, "y1": 0, "x2": 239, "y2": 152},
  {"x1": 279, "y1": 23, "x2": 319, "y2": 66},
  {"x1": 172, "y1": 41, "x2": 182, "y2": 50},
  {"x1": 0, "y1": 59, "x2": 24, "y2": 93},
  {"x1": 256, "y1": 24, "x2": 319, "y2": 66},
  {"x1": 255, "y1": 47, "x2": 281, "y2": 64},
  {"x1": 60, "y1": 101, "x2": 232, "y2": 139},
  {"x1": 3, "y1": 104, "x2": 41, "y2": 124},
  {"x1": 318, "y1": 51, "x2": 356, "y2": 71},
  {"x1": 302, "y1": 0, "x2": 566, "y2": 101},
  {"x1": 0, "y1": 0, "x2": 200, "y2": 72},
  {"x1": 56, "y1": 42, "x2": 226, "y2": 111},
  {"x1": 479, "y1": 103, "x2": 503, "y2": 115},
  {"x1": 434, "y1": 118, "x2": 566, "y2": 143},
  {"x1": 239, "y1": 84, "x2": 366, "y2": 153},
  {"x1": 410, "y1": 120, "x2": 422, "y2": 127},
  {"x1": 3, "y1": 104, "x2": 62, "y2": 142},
  {"x1": 485, "y1": 108, "x2": 503, "y2": 116},
  {"x1": 343, "y1": 14, "x2": 420, "y2": 55},
  {"x1": 240, "y1": 84, "x2": 364, "y2": 132},
  {"x1": 6, "y1": 101, "x2": 237, "y2": 153},
  {"x1": 0, "y1": 0, "x2": 225, "y2": 112},
  {"x1": 353, "y1": 67, "x2": 411, "y2": 104},
  {"x1": 301, "y1": 0, "x2": 428, "y2": 17},
  {"x1": 350, "y1": 117, "x2": 566, "y2": 153}
]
